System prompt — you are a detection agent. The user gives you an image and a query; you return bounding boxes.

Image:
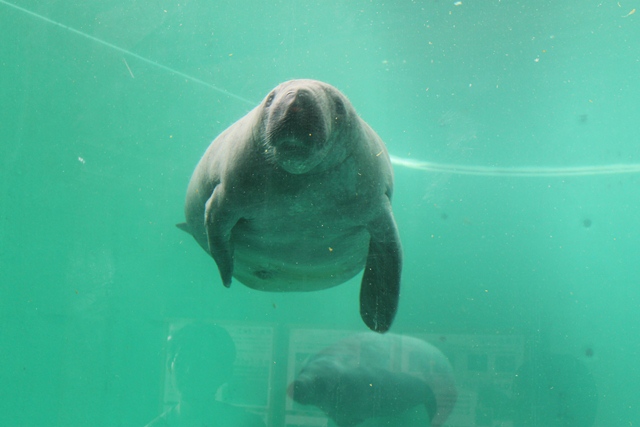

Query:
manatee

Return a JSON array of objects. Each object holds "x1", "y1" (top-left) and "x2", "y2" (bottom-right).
[
  {"x1": 288, "y1": 332, "x2": 457, "y2": 427},
  {"x1": 178, "y1": 79, "x2": 402, "y2": 332}
]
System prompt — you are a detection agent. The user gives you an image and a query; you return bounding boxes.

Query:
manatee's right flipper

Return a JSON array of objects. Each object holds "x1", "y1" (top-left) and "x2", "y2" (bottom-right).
[
  {"x1": 360, "y1": 200, "x2": 402, "y2": 333},
  {"x1": 204, "y1": 185, "x2": 239, "y2": 287}
]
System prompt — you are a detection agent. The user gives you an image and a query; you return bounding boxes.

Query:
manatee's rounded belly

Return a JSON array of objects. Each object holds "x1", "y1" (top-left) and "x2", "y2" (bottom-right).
[{"x1": 230, "y1": 225, "x2": 370, "y2": 292}]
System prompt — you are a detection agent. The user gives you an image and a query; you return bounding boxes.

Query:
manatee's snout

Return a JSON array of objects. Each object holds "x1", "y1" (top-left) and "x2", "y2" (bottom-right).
[
  {"x1": 288, "y1": 377, "x2": 325, "y2": 405},
  {"x1": 282, "y1": 88, "x2": 314, "y2": 116},
  {"x1": 264, "y1": 85, "x2": 332, "y2": 174},
  {"x1": 288, "y1": 380, "x2": 311, "y2": 403},
  {"x1": 269, "y1": 88, "x2": 326, "y2": 146}
]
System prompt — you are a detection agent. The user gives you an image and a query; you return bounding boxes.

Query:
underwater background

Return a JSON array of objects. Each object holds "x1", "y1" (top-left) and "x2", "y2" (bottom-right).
[{"x1": 1, "y1": 0, "x2": 639, "y2": 425}]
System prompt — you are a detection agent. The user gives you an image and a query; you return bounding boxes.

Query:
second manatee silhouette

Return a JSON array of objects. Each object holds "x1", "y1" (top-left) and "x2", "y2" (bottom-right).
[{"x1": 288, "y1": 332, "x2": 457, "y2": 427}]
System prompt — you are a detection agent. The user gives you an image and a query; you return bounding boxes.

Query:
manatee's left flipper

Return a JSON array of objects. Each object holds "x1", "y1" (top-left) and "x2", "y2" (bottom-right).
[
  {"x1": 360, "y1": 200, "x2": 402, "y2": 333},
  {"x1": 175, "y1": 222, "x2": 190, "y2": 233},
  {"x1": 204, "y1": 184, "x2": 239, "y2": 287}
]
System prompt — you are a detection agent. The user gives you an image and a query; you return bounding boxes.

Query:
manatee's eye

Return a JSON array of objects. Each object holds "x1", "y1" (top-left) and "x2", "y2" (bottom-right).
[{"x1": 265, "y1": 91, "x2": 276, "y2": 108}]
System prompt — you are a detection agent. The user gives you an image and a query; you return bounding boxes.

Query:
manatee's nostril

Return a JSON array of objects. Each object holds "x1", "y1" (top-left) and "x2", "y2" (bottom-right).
[{"x1": 287, "y1": 91, "x2": 314, "y2": 114}]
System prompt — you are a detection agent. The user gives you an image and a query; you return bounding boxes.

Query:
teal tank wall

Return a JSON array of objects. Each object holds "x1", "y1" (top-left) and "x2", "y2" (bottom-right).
[{"x1": 1, "y1": 1, "x2": 637, "y2": 425}]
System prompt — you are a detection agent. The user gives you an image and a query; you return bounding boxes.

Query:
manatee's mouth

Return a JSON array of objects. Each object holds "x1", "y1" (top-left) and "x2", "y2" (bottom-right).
[
  {"x1": 267, "y1": 111, "x2": 325, "y2": 146},
  {"x1": 288, "y1": 380, "x2": 310, "y2": 403},
  {"x1": 275, "y1": 138, "x2": 314, "y2": 157},
  {"x1": 264, "y1": 89, "x2": 330, "y2": 173},
  {"x1": 288, "y1": 377, "x2": 329, "y2": 405}
]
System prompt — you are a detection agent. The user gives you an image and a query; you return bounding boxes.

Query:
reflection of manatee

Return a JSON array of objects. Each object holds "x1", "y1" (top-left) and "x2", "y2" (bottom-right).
[
  {"x1": 179, "y1": 79, "x2": 402, "y2": 332},
  {"x1": 288, "y1": 333, "x2": 457, "y2": 427},
  {"x1": 147, "y1": 322, "x2": 265, "y2": 427}
]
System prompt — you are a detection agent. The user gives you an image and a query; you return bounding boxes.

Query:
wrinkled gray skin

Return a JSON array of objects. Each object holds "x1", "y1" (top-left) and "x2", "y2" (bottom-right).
[
  {"x1": 288, "y1": 333, "x2": 458, "y2": 427},
  {"x1": 179, "y1": 80, "x2": 402, "y2": 332}
]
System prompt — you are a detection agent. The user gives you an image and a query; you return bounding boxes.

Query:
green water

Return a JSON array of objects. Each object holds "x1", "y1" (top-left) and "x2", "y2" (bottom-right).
[{"x1": 1, "y1": 1, "x2": 638, "y2": 426}]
